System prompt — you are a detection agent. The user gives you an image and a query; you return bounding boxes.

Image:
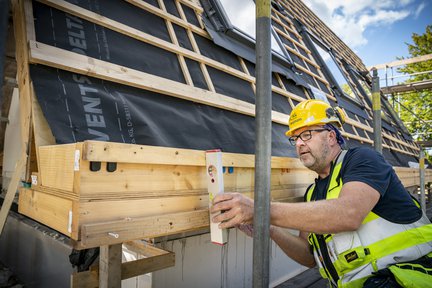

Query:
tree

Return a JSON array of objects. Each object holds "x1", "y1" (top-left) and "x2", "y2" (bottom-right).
[{"x1": 396, "y1": 25, "x2": 432, "y2": 144}]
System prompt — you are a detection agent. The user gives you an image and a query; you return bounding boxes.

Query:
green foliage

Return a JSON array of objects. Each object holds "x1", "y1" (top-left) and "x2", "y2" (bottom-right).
[{"x1": 396, "y1": 25, "x2": 432, "y2": 142}]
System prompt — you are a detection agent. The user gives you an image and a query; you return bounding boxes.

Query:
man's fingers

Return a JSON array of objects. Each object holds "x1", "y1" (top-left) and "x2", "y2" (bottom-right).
[
  {"x1": 212, "y1": 192, "x2": 236, "y2": 204},
  {"x1": 212, "y1": 206, "x2": 236, "y2": 223},
  {"x1": 212, "y1": 207, "x2": 248, "y2": 229},
  {"x1": 210, "y1": 195, "x2": 237, "y2": 213}
]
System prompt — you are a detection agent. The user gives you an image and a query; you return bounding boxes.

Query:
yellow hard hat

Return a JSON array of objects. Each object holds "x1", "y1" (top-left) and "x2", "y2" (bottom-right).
[{"x1": 285, "y1": 99, "x2": 346, "y2": 136}]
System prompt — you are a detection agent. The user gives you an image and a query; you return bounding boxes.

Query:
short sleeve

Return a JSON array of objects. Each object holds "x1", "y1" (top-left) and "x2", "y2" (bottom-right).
[{"x1": 341, "y1": 147, "x2": 392, "y2": 196}]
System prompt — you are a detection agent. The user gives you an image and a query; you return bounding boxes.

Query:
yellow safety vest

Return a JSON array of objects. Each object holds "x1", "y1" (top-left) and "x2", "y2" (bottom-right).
[{"x1": 305, "y1": 150, "x2": 432, "y2": 287}]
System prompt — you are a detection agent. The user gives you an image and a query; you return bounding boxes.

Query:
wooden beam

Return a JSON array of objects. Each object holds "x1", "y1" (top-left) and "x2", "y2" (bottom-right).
[
  {"x1": 34, "y1": 0, "x2": 304, "y2": 111},
  {"x1": 417, "y1": 140, "x2": 432, "y2": 148},
  {"x1": 28, "y1": 41, "x2": 289, "y2": 126},
  {"x1": 18, "y1": 187, "x2": 74, "y2": 236},
  {"x1": 82, "y1": 140, "x2": 306, "y2": 168},
  {"x1": 70, "y1": 269, "x2": 98, "y2": 288},
  {"x1": 30, "y1": 82, "x2": 55, "y2": 148},
  {"x1": 35, "y1": 0, "x2": 252, "y2": 84},
  {"x1": 123, "y1": 240, "x2": 172, "y2": 257},
  {"x1": 121, "y1": 251, "x2": 175, "y2": 280},
  {"x1": 0, "y1": 153, "x2": 26, "y2": 234},
  {"x1": 381, "y1": 79, "x2": 432, "y2": 94},
  {"x1": 368, "y1": 54, "x2": 432, "y2": 70},
  {"x1": 71, "y1": 244, "x2": 175, "y2": 288},
  {"x1": 80, "y1": 209, "x2": 209, "y2": 248},
  {"x1": 99, "y1": 244, "x2": 122, "y2": 288}
]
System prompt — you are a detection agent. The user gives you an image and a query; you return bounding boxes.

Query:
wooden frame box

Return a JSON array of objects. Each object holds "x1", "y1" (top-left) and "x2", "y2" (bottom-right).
[{"x1": 18, "y1": 140, "x2": 316, "y2": 248}]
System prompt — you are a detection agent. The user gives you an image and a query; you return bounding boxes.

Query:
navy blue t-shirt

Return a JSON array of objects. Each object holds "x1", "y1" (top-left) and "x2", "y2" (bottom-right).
[{"x1": 310, "y1": 147, "x2": 422, "y2": 223}]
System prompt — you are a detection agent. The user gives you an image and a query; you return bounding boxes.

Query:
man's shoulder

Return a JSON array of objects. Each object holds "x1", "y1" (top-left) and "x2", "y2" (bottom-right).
[
  {"x1": 346, "y1": 146, "x2": 379, "y2": 160},
  {"x1": 342, "y1": 146, "x2": 389, "y2": 171}
]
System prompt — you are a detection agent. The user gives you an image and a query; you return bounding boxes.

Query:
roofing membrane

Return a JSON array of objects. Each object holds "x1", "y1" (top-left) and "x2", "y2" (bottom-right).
[{"x1": 29, "y1": 0, "x2": 420, "y2": 166}]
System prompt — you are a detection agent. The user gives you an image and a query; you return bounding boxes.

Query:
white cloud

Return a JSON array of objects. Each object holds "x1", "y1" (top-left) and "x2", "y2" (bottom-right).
[
  {"x1": 414, "y1": 2, "x2": 426, "y2": 18},
  {"x1": 302, "y1": 0, "x2": 421, "y2": 49}
]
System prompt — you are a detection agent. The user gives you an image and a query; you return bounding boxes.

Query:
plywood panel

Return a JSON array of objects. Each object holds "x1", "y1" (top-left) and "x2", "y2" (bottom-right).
[
  {"x1": 38, "y1": 143, "x2": 79, "y2": 191},
  {"x1": 18, "y1": 187, "x2": 73, "y2": 236}
]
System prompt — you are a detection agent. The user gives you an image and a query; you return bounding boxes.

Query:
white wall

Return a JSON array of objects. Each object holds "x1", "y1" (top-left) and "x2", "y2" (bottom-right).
[{"x1": 152, "y1": 229, "x2": 307, "y2": 288}]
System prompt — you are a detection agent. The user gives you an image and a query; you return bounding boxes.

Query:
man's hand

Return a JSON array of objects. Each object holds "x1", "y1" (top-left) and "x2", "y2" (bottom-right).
[{"x1": 210, "y1": 193, "x2": 254, "y2": 229}]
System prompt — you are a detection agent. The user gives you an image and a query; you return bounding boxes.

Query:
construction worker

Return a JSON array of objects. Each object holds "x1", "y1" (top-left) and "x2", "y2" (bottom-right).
[{"x1": 211, "y1": 99, "x2": 432, "y2": 287}]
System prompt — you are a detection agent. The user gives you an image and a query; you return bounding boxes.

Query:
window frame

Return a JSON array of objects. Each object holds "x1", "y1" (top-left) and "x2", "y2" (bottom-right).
[
  {"x1": 207, "y1": 0, "x2": 295, "y2": 67},
  {"x1": 295, "y1": 21, "x2": 370, "y2": 118}
]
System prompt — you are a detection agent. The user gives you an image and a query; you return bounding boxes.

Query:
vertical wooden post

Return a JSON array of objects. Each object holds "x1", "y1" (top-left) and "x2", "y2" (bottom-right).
[
  {"x1": 0, "y1": 153, "x2": 26, "y2": 234},
  {"x1": 99, "y1": 244, "x2": 122, "y2": 288}
]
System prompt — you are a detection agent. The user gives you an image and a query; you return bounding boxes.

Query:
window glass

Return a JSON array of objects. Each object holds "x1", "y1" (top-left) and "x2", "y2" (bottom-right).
[
  {"x1": 313, "y1": 42, "x2": 358, "y2": 101},
  {"x1": 219, "y1": 0, "x2": 284, "y2": 55},
  {"x1": 308, "y1": 85, "x2": 329, "y2": 104}
]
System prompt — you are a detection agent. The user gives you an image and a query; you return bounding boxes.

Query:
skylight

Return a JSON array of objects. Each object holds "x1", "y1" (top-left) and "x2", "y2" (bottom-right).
[
  {"x1": 313, "y1": 42, "x2": 359, "y2": 102},
  {"x1": 219, "y1": 0, "x2": 285, "y2": 56}
]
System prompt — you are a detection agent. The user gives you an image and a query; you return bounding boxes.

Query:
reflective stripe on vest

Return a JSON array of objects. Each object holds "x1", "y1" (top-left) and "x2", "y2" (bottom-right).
[{"x1": 306, "y1": 150, "x2": 432, "y2": 287}]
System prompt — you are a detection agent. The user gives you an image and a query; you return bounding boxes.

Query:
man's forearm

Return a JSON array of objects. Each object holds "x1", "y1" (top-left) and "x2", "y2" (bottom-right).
[{"x1": 270, "y1": 226, "x2": 316, "y2": 268}]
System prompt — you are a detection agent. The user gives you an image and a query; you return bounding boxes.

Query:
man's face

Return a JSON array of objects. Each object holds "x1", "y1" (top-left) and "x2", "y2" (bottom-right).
[{"x1": 290, "y1": 125, "x2": 332, "y2": 173}]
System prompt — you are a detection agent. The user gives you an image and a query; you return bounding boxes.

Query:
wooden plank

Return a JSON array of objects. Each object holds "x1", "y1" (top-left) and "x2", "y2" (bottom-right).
[
  {"x1": 78, "y1": 196, "x2": 208, "y2": 227},
  {"x1": 78, "y1": 164, "x2": 209, "y2": 197},
  {"x1": 80, "y1": 209, "x2": 209, "y2": 248},
  {"x1": 121, "y1": 252, "x2": 175, "y2": 280},
  {"x1": 38, "y1": 143, "x2": 78, "y2": 191},
  {"x1": 12, "y1": 0, "x2": 33, "y2": 174},
  {"x1": 71, "y1": 246, "x2": 175, "y2": 287},
  {"x1": 30, "y1": 83, "x2": 55, "y2": 148},
  {"x1": 36, "y1": 0, "x2": 253, "y2": 85},
  {"x1": 417, "y1": 140, "x2": 432, "y2": 147},
  {"x1": 162, "y1": 0, "x2": 194, "y2": 86},
  {"x1": 30, "y1": 1, "x2": 299, "y2": 122},
  {"x1": 126, "y1": 0, "x2": 207, "y2": 37},
  {"x1": 180, "y1": 0, "x2": 203, "y2": 12},
  {"x1": 29, "y1": 41, "x2": 290, "y2": 126},
  {"x1": 32, "y1": 184, "x2": 79, "y2": 201},
  {"x1": 0, "y1": 153, "x2": 26, "y2": 234},
  {"x1": 123, "y1": 240, "x2": 171, "y2": 257},
  {"x1": 99, "y1": 244, "x2": 122, "y2": 288},
  {"x1": 71, "y1": 269, "x2": 98, "y2": 288},
  {"x1": 381, "y1": 80, "x2": 432, "y2": 94},
  {"x1": 345, "y1": 117, "x2": 418, "y2": 155},
  {"x1": 368, "y1": 54, "x2": 432, "y2": 70},
  {"x1": 82, "y1": 141, "x2": 306, "y2": 168},
  {"x1": 83, "y1": 140, "x2": 205, "y2": 166},
  {"x1": 18, "y1": 187, "x2": 73, "y2": 236}
]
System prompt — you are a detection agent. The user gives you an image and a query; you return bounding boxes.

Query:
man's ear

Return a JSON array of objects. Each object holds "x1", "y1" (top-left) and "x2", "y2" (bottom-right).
[{"x1": 328, "y1": 130, "x2": 338, "y2": 145}]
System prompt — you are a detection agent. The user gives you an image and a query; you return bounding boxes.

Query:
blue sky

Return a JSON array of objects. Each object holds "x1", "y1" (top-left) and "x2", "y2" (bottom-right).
[{"x1": 303, "y1": 0, "x2": 431, "y2": 83}]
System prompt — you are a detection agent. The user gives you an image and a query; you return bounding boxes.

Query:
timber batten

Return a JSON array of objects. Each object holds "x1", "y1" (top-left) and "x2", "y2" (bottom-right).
[{"x1": 17, "y1": 0, "x2": 420, "y2": 158}]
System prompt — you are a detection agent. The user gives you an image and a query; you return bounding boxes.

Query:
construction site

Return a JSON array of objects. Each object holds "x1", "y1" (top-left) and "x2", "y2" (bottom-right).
[{"x1": 0, "y1": 0, "x2": 431, "y2": 287}]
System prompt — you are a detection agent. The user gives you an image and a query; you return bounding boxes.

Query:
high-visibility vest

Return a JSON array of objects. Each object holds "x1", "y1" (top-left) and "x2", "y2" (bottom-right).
[{"x1": 305, "y1": 150, "x2": 432, "y2": 287}]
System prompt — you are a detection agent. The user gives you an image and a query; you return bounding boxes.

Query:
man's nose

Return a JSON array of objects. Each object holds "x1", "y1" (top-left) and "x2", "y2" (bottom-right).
[{"x1": 295, "y1": 137, "x2": 306, "y2": 147}]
